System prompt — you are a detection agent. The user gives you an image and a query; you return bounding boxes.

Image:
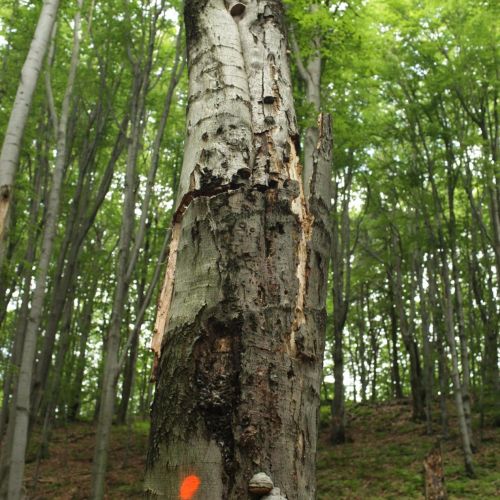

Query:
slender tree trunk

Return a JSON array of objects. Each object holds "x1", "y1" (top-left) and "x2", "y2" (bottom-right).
[
  {"x1": 117, "y1": 254, "x2": 147, "y2": 425},
  {"x1": 291, "y1": 3, "x2": 321, "y2": 198},
  {"x1": 348, "y1": 346, "x2": 358, "y2": 403},
  {"x1": 428, "y1": 257, "x2": 449, "y2": 439},
  {"x1": 437, "y1": 337, "x2": 449, "y2": 439},
  {"x1": 68, "y1": 277, "x2": 98, "y2": 421},
  {"x1": 0, "y1": 0, "x2": 60, "y2": 268},
  {"x1": 91, "y1": 9, "x2": 183, "y2": 494},
  {"x1": 357, "y1": 287, "x2": 368, "y2": 403},
  {"x1": 451, "y1": 253, "x2": 475, "y2": 447},
  {"x1": 0, "y1": 120, "x2": 48, "y2": 496},
  {"x1": 470, "y1": 228, "x2": 499, "y2": 424},
  {"x1": 90, "y1": 85, "x2": 142, "y2": 500},
  {"x1": 331, "y1": 309, "x2": 346, "y2": 443},
  {"x1": 445, "y1": 163, "x2": 475, "y2": 449},
  {"x1": 423, "y1": 148, "x2": 475, "y2": 474},
  {"x1": 31, "y1": 113, "x2": 128, "y2": 418},
  {"x1": 0, "y1": 141, "x2": 45, "y2": 438},
  {"x1": 117, "y1": 327, "x2": 139, "y2": 424},
  {"x1": 419, "y1": 260, "x2": 433, "y2": 435},
  {"x1": 146, "y1": 3, "x2": 332, "y2": 497},
  {"x1": 439, "y1": 250, "x2": 475, "y2": 476},
  {"x1": 464, "y1": 172, "x2": 499, "y2": 423},
  {"x1": 36, "y1": 284, "x2": 76, "y2": 460},
  {"x1": 387, "y1": 281, "x2": 404, "y2": 399},
  {"x1": 391, "y1": 229, "x2": 425, "y2": 420},
  {"x1": 330, "y1": 164, "x2": 352, "y2": 444},
  {"x1": 4, "y1": 5, "x2": 82, "y2": 497},
  {"x1": 366, "y1": 291, "x2": 379, "y2": 403}
]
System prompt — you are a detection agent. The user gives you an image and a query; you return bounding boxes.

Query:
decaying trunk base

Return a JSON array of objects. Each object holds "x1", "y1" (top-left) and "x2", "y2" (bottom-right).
[
  {"x1": 146, "y1": 1, "x2": 331, "y2": 498},
  {"x1": 423, "y1": 441, "x2": 448, "y2": 500}
]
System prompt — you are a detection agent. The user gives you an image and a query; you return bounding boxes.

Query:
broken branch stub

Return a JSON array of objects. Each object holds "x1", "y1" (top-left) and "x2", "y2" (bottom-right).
[{"x1": 423, "y1": 441, "x2": 448, "y2": 500}]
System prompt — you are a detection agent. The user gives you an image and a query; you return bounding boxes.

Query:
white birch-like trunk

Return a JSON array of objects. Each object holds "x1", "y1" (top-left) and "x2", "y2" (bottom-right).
[
  {"x1": 0, "y1": 0, "x2": 60, "y2": 268},
  {"x1": 5, "y1": 4, "x2": 82, "y2": 497}
]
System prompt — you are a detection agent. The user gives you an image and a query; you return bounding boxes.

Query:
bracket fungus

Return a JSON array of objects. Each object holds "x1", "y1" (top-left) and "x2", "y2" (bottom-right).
[
  {"x1": 262, "y1": 487, "x2": 288, "y2": 499},
  {"x1": 248, "y1": 472, "x2": 274, "y2": 495},
  {"x1": 225, "y1": 0, "x2": 247, "y2": 17}
]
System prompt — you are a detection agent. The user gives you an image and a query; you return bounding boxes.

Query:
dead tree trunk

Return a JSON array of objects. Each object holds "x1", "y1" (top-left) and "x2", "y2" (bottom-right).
[{"x1": 145, "y1": 2, "x2": 331, "y2": 498}]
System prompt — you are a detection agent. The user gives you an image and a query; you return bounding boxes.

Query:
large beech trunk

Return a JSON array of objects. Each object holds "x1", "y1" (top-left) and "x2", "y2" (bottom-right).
[{"x1": 146, "y1": 1, "x2": 331, "y2": 498}]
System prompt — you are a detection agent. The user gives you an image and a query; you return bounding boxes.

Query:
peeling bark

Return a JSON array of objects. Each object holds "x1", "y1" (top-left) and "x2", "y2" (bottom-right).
[
  {"x1": 146, "y1": 2, "x2": 331, "y2": 498},
  {"x1": 151, "y1": 222, "x2": 181, "y2": 377}
]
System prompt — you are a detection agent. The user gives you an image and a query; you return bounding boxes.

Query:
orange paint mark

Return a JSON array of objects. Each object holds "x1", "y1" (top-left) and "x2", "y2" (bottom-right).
[{"x1": 180, "y1": 475, "x2": 201, "y2": 500}]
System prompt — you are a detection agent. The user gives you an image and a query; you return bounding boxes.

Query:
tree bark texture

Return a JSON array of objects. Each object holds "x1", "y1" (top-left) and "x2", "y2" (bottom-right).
[
  {"x1": 0, "y1": 0, "x2": 60, "y2": 268},
  {"x1": 146, "y1": 2, "x2": 331, "y2": 498}
]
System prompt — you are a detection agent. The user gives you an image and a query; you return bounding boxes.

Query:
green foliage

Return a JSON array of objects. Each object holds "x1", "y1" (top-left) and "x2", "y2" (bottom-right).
[{"x1": 0, "y1": 0, "x2": 187, "y2": 422}]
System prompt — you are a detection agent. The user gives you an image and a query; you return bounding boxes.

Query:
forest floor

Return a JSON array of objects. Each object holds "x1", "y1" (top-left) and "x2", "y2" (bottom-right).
[{"x1": 22, "y1": 400, "x2": 499, "y2": 499}]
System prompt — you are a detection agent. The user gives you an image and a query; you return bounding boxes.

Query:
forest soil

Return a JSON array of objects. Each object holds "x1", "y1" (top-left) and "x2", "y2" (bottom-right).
[{"x1": 19, "y1": 400, "x2": 500, "y2": 499}]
